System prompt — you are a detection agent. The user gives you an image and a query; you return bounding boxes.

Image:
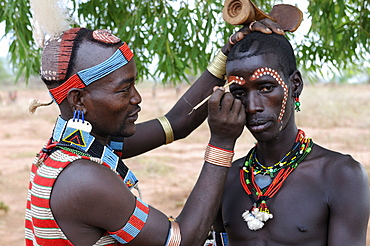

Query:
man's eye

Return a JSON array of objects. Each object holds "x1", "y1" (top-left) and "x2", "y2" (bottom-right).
[
  {"x1": 260, "y1": 86, "x2": 273, "y2": 92},
  {"x1": 232, "y1": 90, "x2": 245, "y2": 98},
  {"x1": 120, "y1": 85, "x2": 131, "y2": 92}
]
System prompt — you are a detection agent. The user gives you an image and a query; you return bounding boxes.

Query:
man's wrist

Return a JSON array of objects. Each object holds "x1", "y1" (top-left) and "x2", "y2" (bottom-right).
[{"x1": 204, "y1": 143, "x2": 234, "y2": 168}]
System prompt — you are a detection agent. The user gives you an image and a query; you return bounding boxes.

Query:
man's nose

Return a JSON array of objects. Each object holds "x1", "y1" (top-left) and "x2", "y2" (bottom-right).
[
  {"x1": 130, "y1": 86, "x2": 142, "y2": 105},
  {"x1": 245, "y1": 92, "x2": 263, "y2": 114}
]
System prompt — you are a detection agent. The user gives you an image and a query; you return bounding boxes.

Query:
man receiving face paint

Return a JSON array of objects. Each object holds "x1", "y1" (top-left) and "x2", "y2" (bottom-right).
[
  {"x1": 25, "y1": 15, "x2": 290, "y2": 246},
  {"x1": 210, "y1": 32, "x2": 370, "y2": 245}
]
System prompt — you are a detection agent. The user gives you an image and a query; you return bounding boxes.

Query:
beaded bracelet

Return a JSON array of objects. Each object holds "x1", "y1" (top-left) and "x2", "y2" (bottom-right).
[
  {"x1": 157, "y1": 116, "x2": 174, "y2": 144},
  {"x1": 206, "y1": 50, "x2": 227, "y2": 79},
  {"x1": 165, "y1": 221, "x2": 181, "y2": 246},
  {"x1": 204, "y1": 143, "x2": 234, "y2": 168}
]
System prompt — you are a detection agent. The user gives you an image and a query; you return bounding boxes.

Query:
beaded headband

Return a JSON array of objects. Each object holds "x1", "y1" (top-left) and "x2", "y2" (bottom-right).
[
  {"x1": 250, "y1": 67, "x2": 288, "y2": 122},
  {"x1": 49, "y1": 43, "x2": 134, "y2": 104}
]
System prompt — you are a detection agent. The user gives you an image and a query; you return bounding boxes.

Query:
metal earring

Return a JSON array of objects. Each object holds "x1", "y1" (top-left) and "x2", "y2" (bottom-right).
[
  {"x1": 294, "y1": 97, "x2": 301, "y2": 112},
  {"x1": 66, "y1": 109, "x2": 92, "y2": 133}
]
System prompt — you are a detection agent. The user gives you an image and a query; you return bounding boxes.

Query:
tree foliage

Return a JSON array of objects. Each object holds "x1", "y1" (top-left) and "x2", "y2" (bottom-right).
[{"x1": 0, "y1": 0, "x2": 369, "y2": 84}]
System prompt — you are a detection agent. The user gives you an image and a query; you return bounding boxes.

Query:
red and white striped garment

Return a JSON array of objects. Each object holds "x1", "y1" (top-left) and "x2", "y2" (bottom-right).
[{"x1": 25, "y1": 148, "x2": 124, "y2": 246}]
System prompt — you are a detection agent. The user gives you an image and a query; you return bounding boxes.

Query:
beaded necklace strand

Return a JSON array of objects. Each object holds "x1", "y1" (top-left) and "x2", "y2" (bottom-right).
[
  {"x1": 34, "y1": 116, "x2": 139, "y2": 191},
  {"x1": 240, "y1": 129, "x2": 313, "y2": 230}
]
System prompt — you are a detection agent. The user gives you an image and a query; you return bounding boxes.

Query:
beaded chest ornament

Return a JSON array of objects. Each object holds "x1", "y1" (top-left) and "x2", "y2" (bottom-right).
[
  {"x1": 34, "y1": 115, "x2": 139, "y2": 192},
  {"x1": 240, "y1": 129, "x2": 313, "y2": 230}
]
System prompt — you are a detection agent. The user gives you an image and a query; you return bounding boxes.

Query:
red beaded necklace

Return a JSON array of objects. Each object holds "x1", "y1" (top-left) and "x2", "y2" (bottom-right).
[{"x1": 240, "y1": 129, "x2": 313, "y2": 230}]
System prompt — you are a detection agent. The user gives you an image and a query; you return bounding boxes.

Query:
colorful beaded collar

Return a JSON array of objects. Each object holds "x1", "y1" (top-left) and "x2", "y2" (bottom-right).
[{"x1": 52, "y1": 116, "x2": 138, "y2": 189}]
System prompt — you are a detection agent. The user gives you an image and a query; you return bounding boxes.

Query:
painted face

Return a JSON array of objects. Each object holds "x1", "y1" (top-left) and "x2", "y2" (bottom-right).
[
  {"x1": 249, "y1": 67, "x2": 288, "y2": 122},
  {"x1": 226, "y1": 53, "x2": 294, "y2": 141},
  {"x1": 82, "y1": 59, "x2": 142, "y2": 140}
]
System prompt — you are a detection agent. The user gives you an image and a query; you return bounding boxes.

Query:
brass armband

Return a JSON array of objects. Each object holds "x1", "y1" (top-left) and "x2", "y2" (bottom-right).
[
  {"x1": 207, "y1": 50, "x2": 228, "y2": 79},
  {"x1": 157, "y1": 116, "x2": 174, "y2": 144}
]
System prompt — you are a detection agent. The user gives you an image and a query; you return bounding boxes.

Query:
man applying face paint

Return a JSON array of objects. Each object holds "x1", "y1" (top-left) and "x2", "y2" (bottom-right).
[{"x1": 210, "y1": 32, "x2": 370, "y2": 246}]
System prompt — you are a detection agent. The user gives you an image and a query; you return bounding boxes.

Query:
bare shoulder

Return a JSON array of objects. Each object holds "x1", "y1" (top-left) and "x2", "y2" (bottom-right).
[
  {"x1": 309, "y1": 144, "x2": 369, "y2": 202},
  {"x1": 311, "y1": 143, "x2": 367, "y2": 178},
  {"x1": 50, "y1": 158, "x2": 135, "y2": 231}
]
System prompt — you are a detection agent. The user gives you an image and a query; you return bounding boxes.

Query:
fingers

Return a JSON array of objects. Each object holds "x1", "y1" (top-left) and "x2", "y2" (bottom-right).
[
  {"x1": 229, "y1": 98, "x2": 244, "y2": 117},
  {"x1": 229, "y1": 32, "x2": 245, "y2": 45},
  {"x1": 208, "y1": 88, "x2": 245, "y2": 120},
  {"x1": 250, "y1": 21, "x2": 272, "y2": 34},
  {"x1": 258, "y1": 18, "x2": 285, "y2": 35},
  {"x1": 224, "y1": 18, "x2": 284, "y2": 53},
  {"x1": 208, "y1": 89, "x2": 246, "y2": 143},
  {"x1": 208, "y1": 87, "x2": 225, "y2": 116}
]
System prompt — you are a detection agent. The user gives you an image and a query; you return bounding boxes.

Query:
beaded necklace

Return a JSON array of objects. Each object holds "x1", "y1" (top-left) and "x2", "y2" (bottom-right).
[
  {"x1": 240, "y1": 129, "x2": 313, "y2": 230},
  {"x1": 35, "y1": 116, "x2": 139, "y2": 191}
]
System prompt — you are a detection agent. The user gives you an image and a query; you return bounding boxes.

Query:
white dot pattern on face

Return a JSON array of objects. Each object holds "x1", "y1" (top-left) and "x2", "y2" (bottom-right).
[
  {"x1": 250, "y1": 67, "x2": 288, "y2": 122},
  {"x1": 227, "y1": 76, "x2": 246, "y2": 85}
]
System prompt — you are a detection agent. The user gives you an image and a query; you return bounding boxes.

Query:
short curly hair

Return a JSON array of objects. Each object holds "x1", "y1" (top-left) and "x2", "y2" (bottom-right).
[{"x1": 227, "y1": 32, "x2": 297, "y2": 80}]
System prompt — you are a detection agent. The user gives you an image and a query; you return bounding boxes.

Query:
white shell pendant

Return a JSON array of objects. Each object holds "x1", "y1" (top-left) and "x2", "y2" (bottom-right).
[{"x1": 242, "y1": 207, "x2": 273, "y2": 231}]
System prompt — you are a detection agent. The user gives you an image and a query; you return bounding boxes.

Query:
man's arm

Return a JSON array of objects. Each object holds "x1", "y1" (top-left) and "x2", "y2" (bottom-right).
[
  {"x1": 122, "y1": 19, "x2": 283, "y2": 158},
  {"x1": 327, "y1": 156, "x2": 370, "y2": 246},
  {"x1": 51, "y1": 88, "x2": 246, "y2": 246}
]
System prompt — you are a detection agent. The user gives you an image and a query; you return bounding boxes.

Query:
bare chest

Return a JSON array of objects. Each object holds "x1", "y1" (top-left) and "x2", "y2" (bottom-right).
[{"x1": 221, "y1": 165, "x2": 330, "y2": 246}]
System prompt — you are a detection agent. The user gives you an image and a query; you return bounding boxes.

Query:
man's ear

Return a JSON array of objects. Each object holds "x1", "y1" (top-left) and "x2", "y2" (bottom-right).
[
  {"x1": 66, "y1": 88, "x2": 86, "y2": 112},
  {"x1": 289, "y1": 70, "x2": 303, "y2": 97}
]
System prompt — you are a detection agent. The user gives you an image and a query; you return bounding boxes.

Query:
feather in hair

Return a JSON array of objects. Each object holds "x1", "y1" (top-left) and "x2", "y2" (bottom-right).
[{"x1": 29, "y1": 0, "x2": 73, "y2": 47}]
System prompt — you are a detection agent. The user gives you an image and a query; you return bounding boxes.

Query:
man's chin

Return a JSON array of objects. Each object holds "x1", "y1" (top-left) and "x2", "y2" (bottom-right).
[{"x1": 117, "y1": 125, "x2": 136, "y2": 138}]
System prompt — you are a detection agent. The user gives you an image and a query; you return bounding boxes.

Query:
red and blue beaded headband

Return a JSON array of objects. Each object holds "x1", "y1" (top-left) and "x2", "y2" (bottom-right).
[{"x1": 49, "y1": 42, "x2": 134, "y2": 104}]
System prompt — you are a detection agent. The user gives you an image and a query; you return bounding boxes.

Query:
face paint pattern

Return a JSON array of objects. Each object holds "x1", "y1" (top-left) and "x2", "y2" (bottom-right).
[
  {"x1": 250, "y1": 67, "x2": 288, "y2": 122},
  {"x1": 227, "y1": 76, "x2": 246, "y2": 85}
]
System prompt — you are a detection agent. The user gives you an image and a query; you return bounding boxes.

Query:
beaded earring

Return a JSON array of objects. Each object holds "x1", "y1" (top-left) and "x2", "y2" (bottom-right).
[
  {"x1": 294, "y1": 97, "x2": 301, "y2": 112},
  {"x1": 66, "y1": 109, "x2": 92, "y2": 133}
]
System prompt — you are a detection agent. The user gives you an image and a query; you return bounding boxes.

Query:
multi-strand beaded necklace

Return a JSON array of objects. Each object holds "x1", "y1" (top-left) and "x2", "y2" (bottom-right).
[{"x1": 240, "y1": 129, "x2": 313, "y2": 230}]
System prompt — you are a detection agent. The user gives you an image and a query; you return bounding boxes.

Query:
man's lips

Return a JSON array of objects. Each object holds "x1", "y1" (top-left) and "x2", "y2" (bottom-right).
[
  {"x1": 127, "y1": 107, "x2": 141, "y2": 120},
  {"x1": 247, "y1": 119, "x2": 271, "y2": 132}
]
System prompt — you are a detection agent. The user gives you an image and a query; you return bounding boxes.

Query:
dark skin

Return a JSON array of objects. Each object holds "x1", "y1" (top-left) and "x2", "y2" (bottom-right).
[
  {"x1": 52, "y1": 19, "x2": 283, "y2": 156},
  {"x1": 213, "y1": 51, "x2": 370, "y2": 245},
  {"x1": 51, "y1": 55, "x2": 246, "y2": 246},
  {"x1": 48, "y1": 20, "x2": 284, "y2": 246}
]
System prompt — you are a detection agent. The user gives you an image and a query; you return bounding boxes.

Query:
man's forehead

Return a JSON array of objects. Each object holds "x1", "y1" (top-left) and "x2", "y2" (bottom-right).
[
  {"x1": 75, "y1": 41, "x2": 119, "y2": 71},
  {"x1": 227, "y1": 52, "x2": 282, "y2": 76}
]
